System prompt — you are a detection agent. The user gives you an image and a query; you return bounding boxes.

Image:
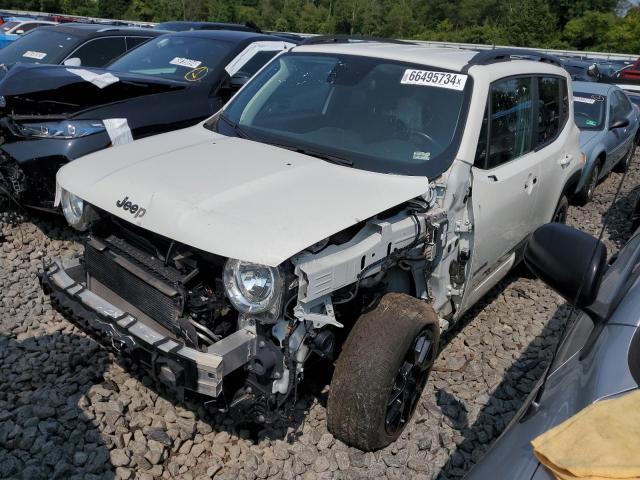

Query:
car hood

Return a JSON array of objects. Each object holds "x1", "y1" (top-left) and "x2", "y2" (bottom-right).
[
  {"x1": 579, "y1": 129, "x2": 602, "y2": 151},
  {"x1": 0, "y1": 64, "x2": 187, "y2": 116},
  {"x1": 56, "y1": 125, "x2": 430, "y2": 266}
]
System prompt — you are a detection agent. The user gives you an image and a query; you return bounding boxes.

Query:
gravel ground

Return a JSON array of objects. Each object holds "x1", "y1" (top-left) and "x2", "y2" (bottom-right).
[{"x1": 1, "y1": 156, "x2": 639, "y2": 480}]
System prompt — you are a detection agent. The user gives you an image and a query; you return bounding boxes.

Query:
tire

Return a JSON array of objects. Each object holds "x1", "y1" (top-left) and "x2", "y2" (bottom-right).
[
  {"x1": 551, "y1": 195, "x2": 569, "y2": 224},
  {"x1": 613, "y1": 142, "x2": 635, "y2": 173},
  {"x1": 327, "y1": 293, "x2": 440, "y2": 451},
  {"x1": 575, "y1": 163, "x2": 600, "y2": 206}
]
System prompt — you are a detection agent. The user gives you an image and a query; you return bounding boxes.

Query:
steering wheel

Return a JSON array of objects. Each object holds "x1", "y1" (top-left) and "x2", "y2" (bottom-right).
[
  {"x1": 408, "y1": 129, "x2": 444, "y2": 153},
  {"x1": 382, "y1": 114, "x2": 444, "y2": 153}
]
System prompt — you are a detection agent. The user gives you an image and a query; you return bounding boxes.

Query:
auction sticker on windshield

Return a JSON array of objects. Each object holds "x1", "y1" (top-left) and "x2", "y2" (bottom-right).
[
  {"x1": 22, "y1": 50, "x2": 46, "y2": 60},
  {"x1": 401, "y1": 69, "x2": 467, "y2": 91},
  {"x1": 170, "y1": 57, "x2": 201, "y2": 69},
  {"x1": 573, "y1": 96, "x2": 597, "y2": 104}
]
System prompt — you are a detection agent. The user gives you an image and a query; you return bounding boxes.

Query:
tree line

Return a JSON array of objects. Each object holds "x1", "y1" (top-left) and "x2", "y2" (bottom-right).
[{"x1": 2, "y1": 0, "x2": 640, "y2": 54}]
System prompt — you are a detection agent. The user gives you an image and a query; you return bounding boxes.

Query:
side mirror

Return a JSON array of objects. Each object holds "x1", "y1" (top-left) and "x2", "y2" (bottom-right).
[
  {"x1": 63, "y1": 57, "x2": 81, "y2": 67},
  {"x1": 15, "y1": 29, "x2": 24, "y2": 35},
  {"x1": 230, "y1": 71, "x2": 251, "y2": 90},
  {"x1": 610, "y1": 117, "x2": 630, "y2": 130},
  {"x1": 524, "y1": 223, "x2": 607, "y2": 309}
]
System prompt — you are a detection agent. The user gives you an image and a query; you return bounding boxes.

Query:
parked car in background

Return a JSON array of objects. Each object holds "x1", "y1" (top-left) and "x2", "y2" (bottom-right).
[
  {"x1": 155, "y1": 21, "x2": 261, "y2": 32},
  {"x1": 466, "y1": 222, "x2": 640, "y2": 480},
  {"x1": 0, "y1": 18, "x2": 56, "y2": 48},
  {"x1": 560, "y1": 58, "x2": 600, "y2": 82},
  {"x1": 572, "y1": 81, "x2": 638, "y2": 204},
  {"x1": 0, "y1": 24, "x2": 164, "y2": 67},
  {"x1": 0, "y1": 29, "x2": 295, "y2": 209},
  {"x1": 41, "y1": 45, "x2": 582, "y2": 451},
  {"x1": 615, "y1": 56, "x2": 640, "y2": 81}
]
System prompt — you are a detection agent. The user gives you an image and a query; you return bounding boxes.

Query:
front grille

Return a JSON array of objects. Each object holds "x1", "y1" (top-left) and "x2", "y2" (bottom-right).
[{"x1": 84, "y1": 236, "x2": 185, "y2": 332}]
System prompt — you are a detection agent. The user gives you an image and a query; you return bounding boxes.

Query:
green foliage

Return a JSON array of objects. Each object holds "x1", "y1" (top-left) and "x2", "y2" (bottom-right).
[
  {"x1": 1, "y1": 0, "x2": 639, "y2": 54},
  {"x1": 563, "y1": 10, "x2": 616, "y2": 51}
]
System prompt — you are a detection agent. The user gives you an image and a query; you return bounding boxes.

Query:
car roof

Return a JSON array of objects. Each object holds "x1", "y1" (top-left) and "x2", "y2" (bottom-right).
[
  {"x1": 168, "y1": 29, "x2": 291, "y2": 43},
  {"x1": 573, "y1": 81, "x2": 615, "y2": 95},
  {"x1": 291, "y1": 42, "x2": 567, "y2": 74},
  {"x1": 41, "y1": 23, "x2": 164, "y2": 37},
  {"x1": 292, "y1": 42, "x2": 478, "y2": 71}
]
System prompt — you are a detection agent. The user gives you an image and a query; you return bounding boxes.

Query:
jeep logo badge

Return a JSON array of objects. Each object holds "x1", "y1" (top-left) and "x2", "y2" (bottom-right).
[{"x1": 116, "y1": 196, "x2": 146, "y2": 218}]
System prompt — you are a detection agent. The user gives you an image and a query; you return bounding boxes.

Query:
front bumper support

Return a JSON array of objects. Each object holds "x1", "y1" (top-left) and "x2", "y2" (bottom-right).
[{"x1": 41, "y1": 258, "x2": 257, "y2": 398}]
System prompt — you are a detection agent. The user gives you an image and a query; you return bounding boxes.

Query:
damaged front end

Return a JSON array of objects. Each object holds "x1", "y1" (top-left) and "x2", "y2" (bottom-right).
[{"x1": 40, "y1": 219, "x2": 306, "y2": 418}]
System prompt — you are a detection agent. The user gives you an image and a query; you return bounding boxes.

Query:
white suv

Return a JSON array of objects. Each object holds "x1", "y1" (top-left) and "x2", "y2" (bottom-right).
[{"x1": 42, "y1": 40, "x2": 583, "y2": 451}]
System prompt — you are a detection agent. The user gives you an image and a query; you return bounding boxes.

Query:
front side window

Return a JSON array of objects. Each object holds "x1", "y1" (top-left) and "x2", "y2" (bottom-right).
[
  {"x1": 608, "y1": 92, "x2": 620, "y2": 125},
  {"x1": 215, "y1": 53, "x2": 472, "y2": 177},
  {"x1": 615, "y1": 90, "x2": 632, "y2": 117},
  {"x1": 484, "y1": 77, "x2": 534, "y2": 169},
  {"x1": 108, "y1": 35, "x2": 233, "y2": 82},
  {"x1": 236, "y1": 50, "x2": 278, "y2": 77},
  {"x1": 574, "y1": 92, "x2": 606, "y2": 130},
  {"x1": 125, "y1": 36, "x2": 152, "y2": 50},
  {"x1": 71, "y1": 37, "x2": 127, "y2": 67}
]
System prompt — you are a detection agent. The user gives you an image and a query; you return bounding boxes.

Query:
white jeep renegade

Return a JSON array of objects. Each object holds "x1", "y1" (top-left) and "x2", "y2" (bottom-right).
[{"x1": 42, "y1": 39, "x2": 583, "y2": 451}]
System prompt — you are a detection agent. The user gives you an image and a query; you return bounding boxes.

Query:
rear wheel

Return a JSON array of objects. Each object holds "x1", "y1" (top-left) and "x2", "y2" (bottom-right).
[
  {"x1": 327, "y1": 293, "x2": 440, "y2": 451},
  {"x1": 551, "y1": 195, "x2": 569, "y2": 224}
]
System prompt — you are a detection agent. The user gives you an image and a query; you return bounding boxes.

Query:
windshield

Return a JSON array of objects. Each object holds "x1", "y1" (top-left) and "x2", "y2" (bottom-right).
[
  {"x1": 0, "y1": 29, "x2": 78, "y2": 64},
  {"x1": 214, "y1": 53, "x2": 471, "y2": 176},
  {"x1": 573, "y1": 92, "x2": 606, "y2": 130},
  {"x1": 108, "y1": 34, "x2": 232, "y2": 82}
]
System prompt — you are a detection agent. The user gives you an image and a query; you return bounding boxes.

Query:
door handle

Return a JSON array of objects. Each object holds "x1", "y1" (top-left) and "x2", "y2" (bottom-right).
[
  {"x1": 559, "y1": 154, "x2": 572, "y2": 168},
  {"x1": 524, "y1": 174, "x2": 537, "y2": 194}
]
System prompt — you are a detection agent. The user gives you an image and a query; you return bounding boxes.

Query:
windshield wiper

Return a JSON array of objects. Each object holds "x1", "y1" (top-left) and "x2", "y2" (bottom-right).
[
  {"x1": 276, "y1": 145, "x2": 353, "y2": 167},
  {"x1": 217, "y1": 113, "x2": 251, "y2": 140}
]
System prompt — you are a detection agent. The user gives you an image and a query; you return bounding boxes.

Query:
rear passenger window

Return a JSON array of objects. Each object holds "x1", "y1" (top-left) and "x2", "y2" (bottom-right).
[
  {"x1": 483, "y1": 77, "x2": 534, "y2": 169},
  {"x1": 537, "y1": 77, "x2": 562, "y2": 146},
  {"x1": 71, "y1": 37, "x2": 127, "y2": 67}
]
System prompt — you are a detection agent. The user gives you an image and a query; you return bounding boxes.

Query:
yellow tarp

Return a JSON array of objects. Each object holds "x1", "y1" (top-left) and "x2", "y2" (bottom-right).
[{"x1": 532, "y1": 389, "x2": 640, "y2": 480}]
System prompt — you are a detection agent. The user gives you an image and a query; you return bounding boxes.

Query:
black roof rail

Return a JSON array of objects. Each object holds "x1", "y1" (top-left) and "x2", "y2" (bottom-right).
[
  {"x1": 466, "y1": 48, "x2": 562, "y2": 68},
  {"x1": 301, "y1": 35, "x2": 415, "y2": 46}
]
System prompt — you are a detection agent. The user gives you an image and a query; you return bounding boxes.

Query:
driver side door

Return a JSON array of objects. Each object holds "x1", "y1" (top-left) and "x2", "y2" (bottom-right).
[{"x1": 463, "y1": 76, "x2": 540, "y2": 309}]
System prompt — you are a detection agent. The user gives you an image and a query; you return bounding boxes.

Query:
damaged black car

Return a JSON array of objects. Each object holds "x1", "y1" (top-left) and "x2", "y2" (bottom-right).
[{"x1": 0, "y1": 29, "x2": 295, "y2": 210}]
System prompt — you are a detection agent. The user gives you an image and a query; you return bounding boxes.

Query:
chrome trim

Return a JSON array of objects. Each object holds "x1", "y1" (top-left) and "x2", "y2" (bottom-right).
[{"x1": 47, "y1": 258, "x2": 257, "y2": 397}]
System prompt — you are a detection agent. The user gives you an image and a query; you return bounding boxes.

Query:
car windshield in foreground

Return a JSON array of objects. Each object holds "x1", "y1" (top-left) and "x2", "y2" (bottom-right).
[
  {"x1": 108, "y1": 34, "x2": 232, "y2": 82},
  {"x1": 573, "y1": 92, "x2": 606, "y2": 130},
  {"x1": 212, "y1": 52, "x2": 471, "y2": 176},
  {"x1": 0, "y1": 29, "x2": 79, "y2": 64}
]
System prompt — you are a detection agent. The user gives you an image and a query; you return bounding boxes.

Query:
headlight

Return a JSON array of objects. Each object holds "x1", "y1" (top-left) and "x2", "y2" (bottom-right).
[
  {"x1": 16, "y1": 120, "x2": 105, "y2": 139},
  {"x1": 60, "y1": 189, "x2": 97, "y2": 231},
  {"x1": 223, "y1": 259, "x2": 284, "y2": 317}
]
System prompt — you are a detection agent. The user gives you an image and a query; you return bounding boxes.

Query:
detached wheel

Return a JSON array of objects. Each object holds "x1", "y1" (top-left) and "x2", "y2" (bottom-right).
[
  {"x1": 575, "y1": 164, "x2": 599, "y2": 206},
  {"x1": 327, "y1": 293, "x2": 439, "y2": 451},
  {"x1": 551, "y1": 195, "x2": 569, "y2": 224}
]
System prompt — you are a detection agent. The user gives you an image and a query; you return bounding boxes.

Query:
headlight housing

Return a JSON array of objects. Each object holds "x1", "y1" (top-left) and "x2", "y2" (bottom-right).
[
  {"x1": 60, "y1": 189, "x2": 97, "y2": 231},
  {"x1": 223, "y1": 259, "x2": 284, "y2": 319},
  {"x1": 16, "y1": 120, "x2": 105, "y2": 139}
]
